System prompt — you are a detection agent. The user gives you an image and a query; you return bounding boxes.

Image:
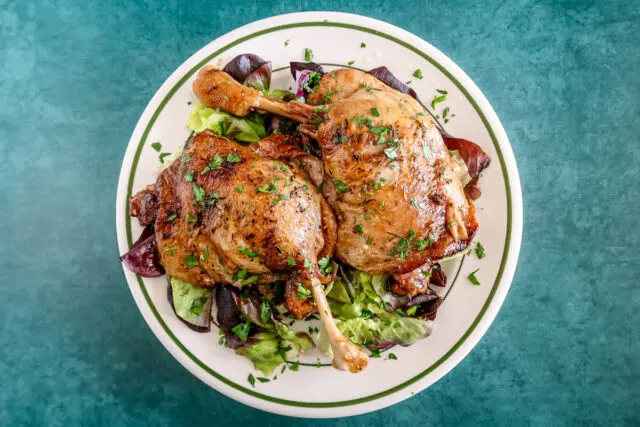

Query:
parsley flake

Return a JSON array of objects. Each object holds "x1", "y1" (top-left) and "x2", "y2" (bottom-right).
[
  {"x1": 468, "y1": 269, "x2": 481, "y2": 286},
  {"x1": 304, "y1": 48, "x2": 313, "y2": 61},
  {"x1": 413, "y1": 69, "x2": 423, "y2": 79},
  {"x1": 475, "y1": 242, "x2": 486, "y2": 259},
  {"x1": 151, "y1": 142, "x2": 162, "y2": 152},
  {"x1": 226, "y1": 153, "x2": 241, "y2": 163},
  {"x1": 296, "y1": 282, "x2": 312, "y2": 300},
  {"x1": 239, "y1": 247, "x2": 261, "y2": 258},
  {"x1": 331, "y1": 178, "x2": 350, "y2": 193}
]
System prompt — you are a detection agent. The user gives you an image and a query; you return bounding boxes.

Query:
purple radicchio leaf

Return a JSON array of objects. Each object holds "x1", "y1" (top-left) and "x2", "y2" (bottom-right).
[
  {"x1": 215, "y1": 284, "x2": 249, "y2": 349},
  {"x1": 119, "y1": 226, "x2": 165, "y2": 278}
]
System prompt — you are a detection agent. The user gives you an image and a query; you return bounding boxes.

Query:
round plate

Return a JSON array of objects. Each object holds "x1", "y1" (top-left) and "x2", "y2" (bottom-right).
[{"x1": 116, "y1": 11, "x2": 522, "y2": 418}]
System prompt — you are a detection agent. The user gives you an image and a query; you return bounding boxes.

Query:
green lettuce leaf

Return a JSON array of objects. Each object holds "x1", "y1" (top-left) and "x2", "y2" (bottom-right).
[
  {"x1": 169, "y1": 277, "x2": 212, "y2": 326},
  {"x1": 322, "y1": 270, "x2": 433, "y2": 354},
  {"x1": 187, "y1": 104, "x2": 267, "y2": 143},
  {"x1": 236, "y1": 332, "x2": 284, "y2": 375}
]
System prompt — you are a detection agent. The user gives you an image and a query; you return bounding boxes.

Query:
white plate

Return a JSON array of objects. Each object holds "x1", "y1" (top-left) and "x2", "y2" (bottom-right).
[{"x1": 116, "y1": 12, "x2": 522, "y2": 418}]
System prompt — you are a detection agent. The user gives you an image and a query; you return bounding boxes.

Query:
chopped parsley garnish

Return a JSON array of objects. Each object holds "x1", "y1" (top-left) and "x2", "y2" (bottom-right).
[
  {"x1": 284, "y1": 39, "x2": 290, "y2": 46},
  {"x1": 370, "y1": 107, "x2": 380, "y2": 117},
  {"x1": 259, "y1": 300, "x2": 271, "y2": 324},
  {"x1": 318, "y1": 256, "x2": 333, "y2": 274},
  {"x1": 272, "y1": 193, "x2": 290, "y2": 205},
  {"x1": 366, "y1": 237, "x2": 373, "y2": 245},
  {"x1": 468, "y1": 269, "x2": 481, "y2": 286},
  {"x1": 347, "y1": 60, "x2": 355, "y2": 65},
  {"x1": 289, "y1": 361, "x2": 300, "y2": 371},
  {"x1": 239, "y1": 247, "x2": 261, "y2": 258},
  {"x1": 235, "y1": 185, "x2": 245, "y2": 193},
  {"x1": 184, "y1": 170, "x2": 194, "y2": 182},
  {"x1": 370, "y1": 125, "x2": 390, "y2": 134},
  {"x1": 354, "y1": 224, "x2": 364, "y2": 235},
  {"x1": 304, "y1": 48, "x2": 313, "y2": 61},
  {"x1": 192, "y1": 184, "x2": 205, "y2": 202},
  {"x1": 384, "y1": 147, "x2": 398, "y2": 159},
  {"x1": 296, "y1": 282, "x2": 312, "y2": 300},
  {"x1": 231, "y1": 321, "x2": 251, "y2": 342},
  {"x1": 226, "y1": 153, "x2": 241, "y2": 163},
  {"x1": 248, "y1": 373, "x2": 256, "y2": 387},
  {"x1": 436, "y1": 89, "x2": 448, "y2": 94},
  {"x1": 413, "y1": 239, "x2": 434, "y2": 250},
  {"x1": 234, "y1": 269, "x2": 248, "y2": 281},
  {"x1": 475, "y1": 242, "x2": 486, "y2": 259},
  {"x1": 363, "y1": 213, "x2": 372, "y2": 220},
  {"x1": 431, "y1": 94, "x2": 447, "y2": 109},
  {"x1": 334, "y1": 134, "x2": 348, "y2": 144},
  {"x1": 388, "y1": 353, "x2": 398, "y2": 360},
  {"x1": 241, "y1": 275, "x2": 261, "y2": 285},
  {"x1": 183, "y1": 254, "x2": 199, "y2": 268},
  {"x1": 201, "y1": 154, "x2": 223, "y2": 174},
  {"x1": 273, "y1": 161, "x2": 289, "y2": 171},
  {"x1": 166, "y1": 214, "x2": 177, "y2": 222},
  {"x1": 151, "y1": 142, "x2": 162, "y2": 152},
  {"x1": 303, "y1": 259, "x2": 313, "y2": 269},
  {"x1": 406, "y1": 305, "x2": 418, "y2": 316},
  {"x1": 360, "y1": 42, "x2": 366, "y2": 48},
  {"x1": 190, "y1": 297, "x2": 208, "y2": 315},
  {"x1": 159, "y1": 153, "x2": 171, "y2": 163},
  {"x1": 257, "y1": 377, "x2": 270, "y2": 383},
  {"x1": 186, "y1": 214, "x2": 197, "y2": 223},
  {"x1": 351, "y1": 116, "x2": 374, "y2": 127},
  {"x1": 413, "y1": 69, "x2": 423, "y2": 79},
  {"x1": 332, "y1": 178, "x2": 350, "y2": 193},
  {"x1": 370, "y1": 349, "x2": 381, "y2": 358},
  {"x1": 287, "y1": 257, "x2": 296, "y2": 266},
  {"x1": 257, "y1": 181, "x2": 277, "y2": 193}
]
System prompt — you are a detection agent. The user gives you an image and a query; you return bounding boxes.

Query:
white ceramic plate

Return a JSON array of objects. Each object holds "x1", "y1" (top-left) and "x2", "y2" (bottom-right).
[{"x1": 116, "y1": 12, "x2": 522, "y2": 418}]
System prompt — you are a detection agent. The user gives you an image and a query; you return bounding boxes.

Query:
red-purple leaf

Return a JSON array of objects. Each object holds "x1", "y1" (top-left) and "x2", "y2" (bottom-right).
[
  {"x1": 243, "y1": 61, "x2": 272, "y2": 91},
  {"x1": 368, "y1": 66, "x2": 419, "y2": 100},
  {"x1": 120, "y1": 226, "x2": 165, "y2": 277},
  {"x1": 222, "y1": 54, "x2": 268, "y2": 83},
  {"x1": 442, "y1": 135, "x2": 491, "y2": 200}
]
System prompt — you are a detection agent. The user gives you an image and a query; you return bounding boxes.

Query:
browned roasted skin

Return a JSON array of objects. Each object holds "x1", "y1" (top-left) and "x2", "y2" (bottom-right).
[
  {"x1": 391, "y1": 263, "x2": 432, "y2": 296},
  {"x1": 308, "y1": 69, "x2": 477, "y2": 274},
  {"x1": 192, "y1": 66, "x2": 260, "y2": 117},
  {"x1": 153, "y1": 131, "x2": 336, "y2": 298},
  {"x1": 130, "y1": 184, "x2": 158, "y2": 227},
  {"x1": 192, "y1": 68, "x2": 477, "y2": 277}
]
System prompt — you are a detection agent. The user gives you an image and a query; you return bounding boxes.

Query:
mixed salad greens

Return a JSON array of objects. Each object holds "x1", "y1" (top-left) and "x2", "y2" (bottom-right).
[{"x1": 121, "y1": 53, "x2": 490, "y2": 375}]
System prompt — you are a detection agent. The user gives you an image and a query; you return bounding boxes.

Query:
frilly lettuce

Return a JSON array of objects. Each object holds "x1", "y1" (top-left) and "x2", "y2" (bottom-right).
[
  {"x1": 320, "y1": 271, "x2": 434, "y2": 355},
  {"x1": 187, "y1": 104, "x2": 267, "y2": 143}
]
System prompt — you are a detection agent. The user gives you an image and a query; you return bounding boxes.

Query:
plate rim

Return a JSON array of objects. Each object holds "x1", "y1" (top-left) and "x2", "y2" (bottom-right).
[{"x1": 115, "y1": 11, "x2": 523, "y2": 418}]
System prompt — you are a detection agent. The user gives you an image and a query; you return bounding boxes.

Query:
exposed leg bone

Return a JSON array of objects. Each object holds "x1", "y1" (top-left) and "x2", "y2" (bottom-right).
[{"x1": 310, "y1": 276, "x2": 369, "y2": 373}]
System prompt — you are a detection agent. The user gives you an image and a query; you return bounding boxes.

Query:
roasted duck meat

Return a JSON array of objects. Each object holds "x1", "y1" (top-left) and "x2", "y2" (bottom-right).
[
  {"x1": 130, "y1": 131, "x2": 367, "y2": 372},
  {"x1": 193, "y1": 66, "x2": 478, "y2": 281}
]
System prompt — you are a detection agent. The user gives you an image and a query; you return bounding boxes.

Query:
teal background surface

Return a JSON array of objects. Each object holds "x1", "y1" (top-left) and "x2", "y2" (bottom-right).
[{"x1": 1, "y1": 0, "x2": 638, "y2": 425}]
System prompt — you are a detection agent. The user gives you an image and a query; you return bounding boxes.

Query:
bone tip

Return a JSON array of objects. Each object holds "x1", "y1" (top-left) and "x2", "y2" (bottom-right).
[{"x1": 332, "y1": 341, "x2": 369, "y2": 373}]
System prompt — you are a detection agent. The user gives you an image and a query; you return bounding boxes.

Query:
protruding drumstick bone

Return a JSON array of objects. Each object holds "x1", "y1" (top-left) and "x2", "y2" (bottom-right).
[
  {"x1": 193, "y1": 66, "x2": 318, "y2": 133},
  {"x1": 310, "y1": 276, "x2": 368, "y2": 373},
  {"x1": 193, "y1": 66, "x2": 467, "y2": 241}
]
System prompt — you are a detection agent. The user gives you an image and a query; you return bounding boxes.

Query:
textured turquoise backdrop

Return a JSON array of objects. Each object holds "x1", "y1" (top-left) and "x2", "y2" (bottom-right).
[{"x1": 1, "y1": 1, "x2": 638, "y2": 425}]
